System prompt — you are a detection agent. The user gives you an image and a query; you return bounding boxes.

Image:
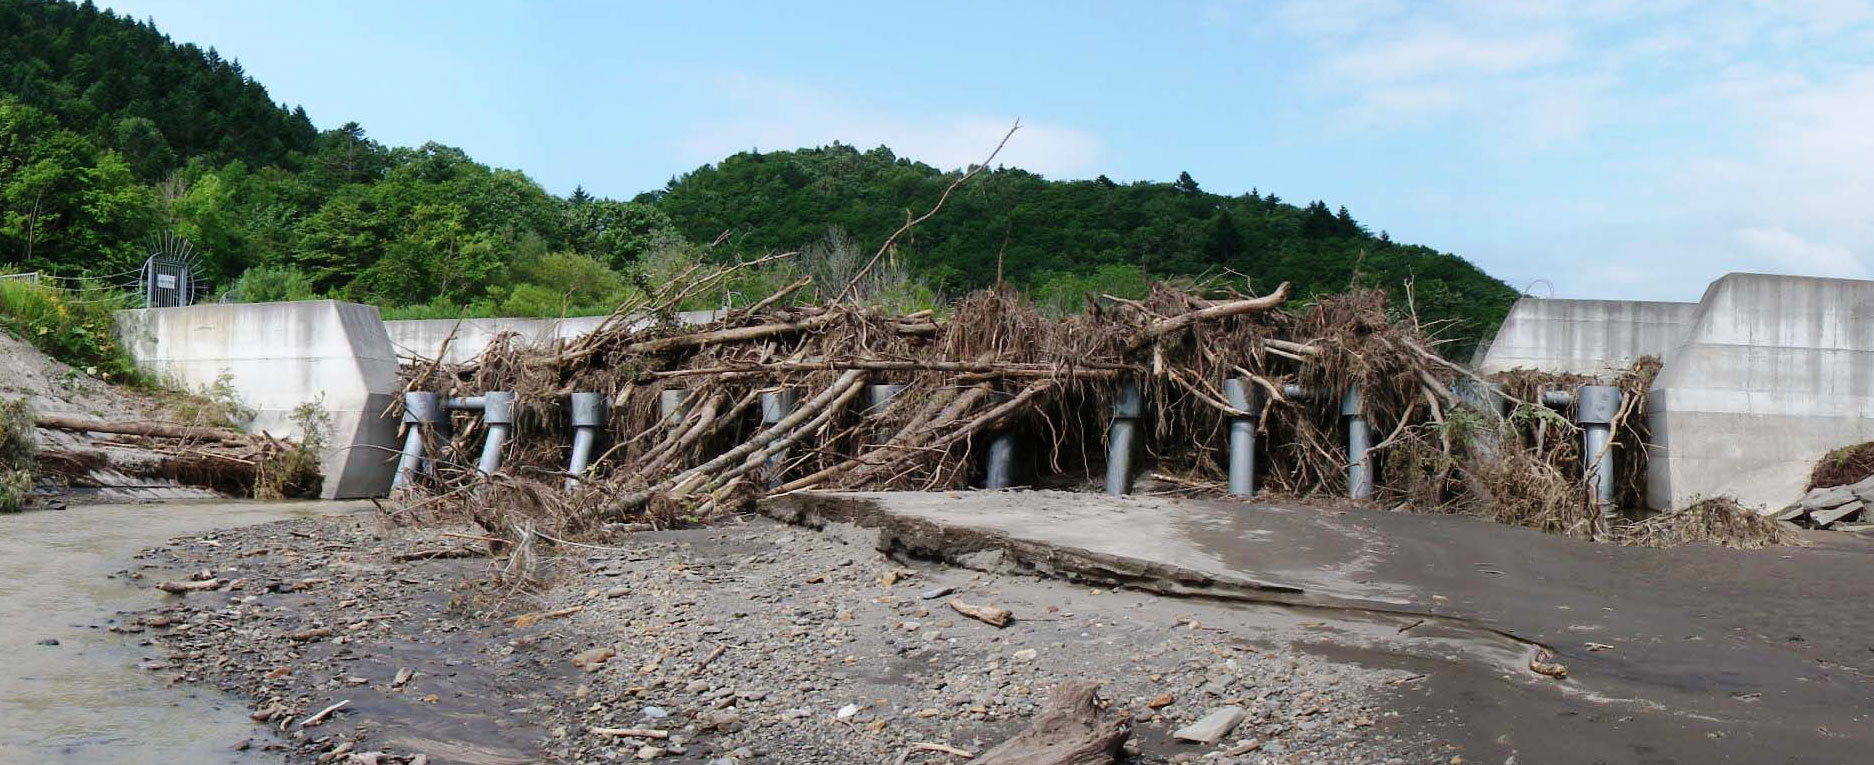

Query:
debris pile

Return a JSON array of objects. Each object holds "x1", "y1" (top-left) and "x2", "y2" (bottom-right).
[
  {"x1": 1620, "y1": 497, "x2": 1799, "y2": 549},
  {"x1": 1776, "y1": 473, "x2": 1874, "y2": 533},
  {"x1": 31, "y1": 413, "x2": 322, "y2": 500},
  {"x1": 402, "y1": 262, "x2": 1469, "y2": 536},
  {"x1": 398, "y1": 257, "x2": 1790, "y2": 552}
]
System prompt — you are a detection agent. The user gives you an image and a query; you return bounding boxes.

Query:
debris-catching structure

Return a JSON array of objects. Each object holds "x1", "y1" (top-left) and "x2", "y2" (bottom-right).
[{"x1": 390, "y1": 259, "x2": 1787, "y2": 554}]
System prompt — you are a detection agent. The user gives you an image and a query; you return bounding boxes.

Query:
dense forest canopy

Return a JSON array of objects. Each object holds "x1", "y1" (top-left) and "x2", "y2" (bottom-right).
[{"x1": 0, "y1": 0, "x2": 1517, "y2": 342}]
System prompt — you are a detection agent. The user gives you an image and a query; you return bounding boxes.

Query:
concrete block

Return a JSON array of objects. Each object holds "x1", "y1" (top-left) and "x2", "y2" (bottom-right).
[
  {"x1": 384, "y1": 310, "x2": 721, "y2": 365},
  {"x1": 116, "y1": 301, "x2": 402, "y2": 499},
  {"x1": 1810, "y1": 500, "x2": 1864, "y2": 528},
  {"x1": 1476, "y1": 297, "x2": 1699, "y2": 378},
  {"x1": 1646, "y1": 274, "x2": 1874, "y2": 510},
  {"x1": 1800, "y1": 485, "x2": 1855, "y2": 509}
]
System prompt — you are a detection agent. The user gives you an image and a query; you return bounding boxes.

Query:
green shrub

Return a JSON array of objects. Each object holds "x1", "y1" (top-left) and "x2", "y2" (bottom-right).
[
  {"x1": 227, "y1": 265, "x2": 320, "y2": 302},
  {"x1": 0, "y1": 398, "x2": 34, "y2": 513},
  {"x1": 0, "y1": 279, "x2": 147, "y2": 385},
  {"x1": 1030, "y1": 264, "x2": 1154, "y2": 316}
]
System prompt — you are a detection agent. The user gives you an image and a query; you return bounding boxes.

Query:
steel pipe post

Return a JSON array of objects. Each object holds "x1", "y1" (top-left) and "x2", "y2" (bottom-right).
[
  {"x1": 1223, "y1": 378, "x2": 1264, "y2": 496},
  {"x1": 759, "y1": 388, "x2": 800, "y2": 487},
  {"x1": 565, "y1": 392, "x2": 606, "y2": 489},
  {"x1": 658, "y1": 388, "x2": 690, "y2": 436},
  {"x1": 864, "y1": 384, "x2": 906, "y2": 415},
  {"x1": 1105, "y1": 381, "x2": 1145, "y2": 495},
  {"x1": 984, "y1": 432, "x2": 1017, "y2": 489},
  {"x1": 1343, "y1": 385, "x2": 1374, "y2": 500},
  {"x1": 476, "y1": 391, "x2": 515, "y2": 476},
  {"x1": 393, "y1": 391, "x2": 442, "y2": 489},
  {"x1": 1575, "y1": 385, "x2": 1621, "y2": 514}
]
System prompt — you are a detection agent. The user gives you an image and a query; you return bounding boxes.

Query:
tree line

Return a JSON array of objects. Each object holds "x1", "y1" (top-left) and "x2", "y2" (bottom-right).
[{"x1": 0, "y1": 0, "x2": 1517, "y2": 342}]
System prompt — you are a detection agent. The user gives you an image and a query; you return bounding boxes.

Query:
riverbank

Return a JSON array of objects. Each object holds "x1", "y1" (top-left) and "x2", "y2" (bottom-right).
[
  {"x1": 0, "y1": 500, "x2": 367, "y2": 765},
  {"x1": 133, "y1": 510, "x2": 1446, "y2": 764}
]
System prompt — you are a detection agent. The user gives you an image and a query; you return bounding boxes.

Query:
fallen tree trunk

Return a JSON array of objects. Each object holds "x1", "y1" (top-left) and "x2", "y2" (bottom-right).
[
  {"x1": 33, "y1": 414, "x2": 247, "y2": 444},
  {"x1": 1135, "y1": 282, "x2": 1289, "y2": 344},
  {"x1": 968, "y1": 681, "x2": 1128, "y2": 765}
]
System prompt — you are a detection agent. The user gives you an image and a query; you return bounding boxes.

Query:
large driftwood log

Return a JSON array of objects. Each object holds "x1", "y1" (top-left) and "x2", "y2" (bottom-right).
[
  {"x1": 33, "y1": 414, "x2": 247, "y2": 443},
  {"x1": 968, "y1": 681, "x2": 1128, "y2": 765},
  {"x1": 1135, "y1": 282, "x2": 1290, "y2": 344}
]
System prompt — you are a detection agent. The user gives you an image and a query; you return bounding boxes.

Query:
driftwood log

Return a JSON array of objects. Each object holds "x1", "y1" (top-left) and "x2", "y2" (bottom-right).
[
  {"x1": 968, "y1": 681, "x2": 1128, "y2": 765},
  {"x1": 33, "y1": 414, "x2": 248, "y2": 443}
]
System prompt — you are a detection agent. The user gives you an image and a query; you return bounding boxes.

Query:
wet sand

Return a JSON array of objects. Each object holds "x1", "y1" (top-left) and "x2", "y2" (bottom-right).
[
  {"x1": 0, "y1": 500, "x2": 366, "y2": 764},
  {"x1": 771, "y1": 490, "x2": 1874, "y2": 764}
]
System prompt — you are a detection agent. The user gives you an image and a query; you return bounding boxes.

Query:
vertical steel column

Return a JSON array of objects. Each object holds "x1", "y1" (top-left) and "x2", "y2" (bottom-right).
[
  {"x1": 864, "y1": 384, "x2": 905, "y2": 415},
  {"x1": 658, "y1": 388, "x2": 690, "y2": 436},
  {"x1": 1576, "y1": 385, "x2": 1621, "y2": 514},
  {"x1": 393, "y1": 391, "x2": 442, "y2": 489},
  {"x1": 476, "y1": 391, "x2": 515, "y2": 476},
  {"x1": 1105, "y1": 381, "x2": 1144, "y2": 495},
  {"x1": 1223, "y1": 378, "x2": 1263, "y2": 496},
  {"x1": 1343, "y1": 385, "x2": 1374, "y2": 500},
  {"x1": 565, "y1": 392, "x2": 606, "y2": 489},
  {"x1": 984, "y1": 432, "x2": 1017, "y2": 489},
  {"x1": 759, "y1": 388, "x2": 800, "y2": 487}
]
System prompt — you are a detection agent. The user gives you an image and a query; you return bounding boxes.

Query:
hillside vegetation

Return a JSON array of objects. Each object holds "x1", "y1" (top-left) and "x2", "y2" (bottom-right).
[{"x1": 0, "y1": 0, "x2": 1517, "y2": 347}]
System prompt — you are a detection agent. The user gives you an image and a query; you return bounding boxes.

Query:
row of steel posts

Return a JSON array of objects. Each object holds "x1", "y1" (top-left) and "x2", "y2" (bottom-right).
[{"x1": 390, "y1": 380, "x2": 1621, "y2": 512}]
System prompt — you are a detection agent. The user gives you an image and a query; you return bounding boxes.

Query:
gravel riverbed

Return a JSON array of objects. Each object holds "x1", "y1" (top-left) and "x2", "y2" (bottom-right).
[{"x1": 123, "y1": 511, "x2": 1452, "y2": 764}]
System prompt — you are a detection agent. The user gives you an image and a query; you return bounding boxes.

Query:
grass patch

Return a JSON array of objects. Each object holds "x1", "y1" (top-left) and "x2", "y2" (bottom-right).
[
  {"x1": 0, "y1": 398, "x2": 34, "y2": 512},
  {"x1": 0, "y1": 279, "x2": 147, "y2": 386}
]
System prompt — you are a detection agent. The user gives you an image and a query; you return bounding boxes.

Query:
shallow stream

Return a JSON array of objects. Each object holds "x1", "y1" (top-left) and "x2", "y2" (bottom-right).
[{"x1": 0, "y1": 500, "x2": 366, "y2": 764}]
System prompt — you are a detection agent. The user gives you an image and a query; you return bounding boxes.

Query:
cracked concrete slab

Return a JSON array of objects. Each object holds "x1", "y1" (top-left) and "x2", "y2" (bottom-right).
[{"x1": 763, "y1": 489, "x2": 1874, "y2": 764}]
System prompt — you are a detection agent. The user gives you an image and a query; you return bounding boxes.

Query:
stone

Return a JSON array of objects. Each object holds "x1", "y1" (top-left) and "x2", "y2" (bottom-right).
[
  {"x1": 1800, "y1": 486, "x2": 1855, "y2": 510},
  {"x1": 1172, "y1": 705, "x2": 1247, "y2": 744},
  {"x1": 1810, "y1": 500, "x2": 1864, "y2": 528},
  {"x1": 836, "y1": 703, "x2": 860, "y2": 719},
  {"x1": 1012, "y1": 648, "x2": 1037, "y2": 662},
  {"x1": 918, "y1": 586, "x2": 955, "y2": 600}
]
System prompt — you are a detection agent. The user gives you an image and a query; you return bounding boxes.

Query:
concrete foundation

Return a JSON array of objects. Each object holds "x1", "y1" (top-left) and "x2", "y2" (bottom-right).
[
  {"x1": 1646, "y1": 274, "x2": 1874, "y2": 510},
  {"x1": 116, "y1": 301, "x2": 402, "y2": 499},
  {"x1": 1477, "y1": 273, "x2": 1874, "y2": 511},
  {"x1": 1475, "y1": 297, "x2": 1699, "y2": 378}
]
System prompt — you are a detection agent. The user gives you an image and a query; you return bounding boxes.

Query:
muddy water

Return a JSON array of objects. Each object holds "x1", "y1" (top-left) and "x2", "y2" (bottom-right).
[{"x1": 0, "y1": 500, "x2": 367, "y2": 764}]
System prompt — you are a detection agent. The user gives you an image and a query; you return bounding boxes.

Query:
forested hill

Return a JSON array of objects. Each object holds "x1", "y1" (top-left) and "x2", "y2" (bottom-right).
[
  {"x1": 0, "y1": 0, "x2": 1518, "y2": 342},
  {"x1": 651, "y1": 147, "x2": 1517, "y2": 333}
]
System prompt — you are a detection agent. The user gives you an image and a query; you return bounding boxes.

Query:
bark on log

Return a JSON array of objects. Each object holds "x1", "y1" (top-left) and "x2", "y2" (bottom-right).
[
  {"x1": 608, "y1": 370, "x2": 867, "y2": 516},
  {"x1": 968, "y1": 681, "x2": 1128, "y2": 765},
  {"x1": 623, "y1": 311, "x2": 844, "y2": 356},
  {"x1": 33, "y1": 414, "x2": 247, "y2": 443},
  {"x1": 1136, "y1": 282, "x2": 1289, "y2": 344}
]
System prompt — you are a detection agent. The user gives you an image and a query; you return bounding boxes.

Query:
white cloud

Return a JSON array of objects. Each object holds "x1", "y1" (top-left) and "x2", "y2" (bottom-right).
[
  {"x1": 1735, "y1": 227, "x2": 1867, "y2": 279},
  {"x1": 1262, "y1": 0, "x2": 1874, "y2": 297},
  {"x1": 1324, "y1": 27, "x2": 1570, "y2": 83},
  {"x1": 675, "y1": 74, "x2": 1103, "y2": 179}
]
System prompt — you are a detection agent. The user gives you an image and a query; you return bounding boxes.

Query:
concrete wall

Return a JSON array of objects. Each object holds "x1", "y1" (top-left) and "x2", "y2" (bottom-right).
[
  {"x1": 116, "y1": 301, "x2": 402, "y2": 499},
  {"x1": 1475, "y1": 297, "x2": 1700, "y2": 378},
  {"x1": 385, "y1": 310, "x2": 722, "y2": 364},
  {"x1": 1647, "y1": 274, "x2": 1874, "y2": 510},
  {"x1": 384, "y1": 316, "x2": 608, "y2": 365}
]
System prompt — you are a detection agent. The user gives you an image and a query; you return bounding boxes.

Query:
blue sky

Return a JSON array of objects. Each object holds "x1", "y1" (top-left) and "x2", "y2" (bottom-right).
[{"x1": 98, "y1": 0, "x2": 1874, "y2": 301}]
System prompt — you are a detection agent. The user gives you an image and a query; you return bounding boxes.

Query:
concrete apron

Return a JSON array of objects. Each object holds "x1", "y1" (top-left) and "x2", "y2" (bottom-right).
[{"x1": 761, "y1": 490, "x2": 1874, "y2": 764}]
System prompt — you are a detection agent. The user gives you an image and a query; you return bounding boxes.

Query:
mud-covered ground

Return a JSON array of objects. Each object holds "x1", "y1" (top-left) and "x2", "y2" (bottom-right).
[{"x1": 127, "y1": 511, "x2": 1456, "y2": 764}]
